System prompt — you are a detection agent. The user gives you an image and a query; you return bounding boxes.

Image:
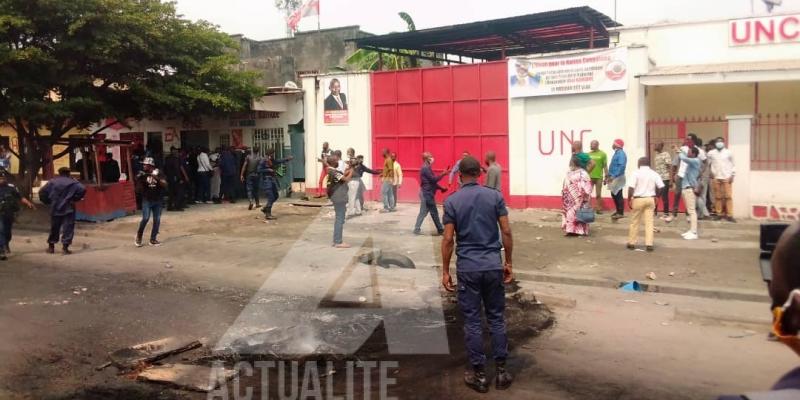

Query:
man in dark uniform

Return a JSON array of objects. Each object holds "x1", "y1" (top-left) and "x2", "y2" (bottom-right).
[
  {"x1": 413, "y1": 152, "x2": 448, "y2": 235},
  {"x1": 0, "y1": 171, "x2": 35, "y2": 260},
  {"x1": 39, "y1": 167, "x2": 86, "y2": 255},
  {"x1": 259, "y1": 149, "x2": 293, "y2": 220},
  {"x1": 164, "y1": 147, "x2": 188, "y2": 211},
  {"x1": 441, "y1": 156, "x2": 514, "y2": 393},
  {"x1": 240, "y1": 146, "x2": 263, "y2": 210}
]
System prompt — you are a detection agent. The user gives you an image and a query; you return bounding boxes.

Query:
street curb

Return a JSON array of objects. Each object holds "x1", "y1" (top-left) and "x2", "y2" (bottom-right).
[
  {"x1": 515, "y1": 272, "x2": 770, "y2": 304},
  {"x1": 674, "y1": 307, "x2": 771, "y2": 330}
]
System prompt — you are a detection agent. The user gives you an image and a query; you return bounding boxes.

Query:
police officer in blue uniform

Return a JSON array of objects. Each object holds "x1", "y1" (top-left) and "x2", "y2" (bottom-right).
[
  {"x1": 0, "y1": 171, "x2": 36, "y2": 260},
  {"x1": 441, "y1": 155, "x2": 514, "y2": 393},
  {"x1": 259, "y1": 149, "x2": 293, "y2": 220}
]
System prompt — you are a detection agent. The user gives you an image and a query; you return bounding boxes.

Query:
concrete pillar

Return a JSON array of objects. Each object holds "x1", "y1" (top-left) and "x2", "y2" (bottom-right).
[{"x1": 725, "y1": 115, "x2": 752, "y2": 219}]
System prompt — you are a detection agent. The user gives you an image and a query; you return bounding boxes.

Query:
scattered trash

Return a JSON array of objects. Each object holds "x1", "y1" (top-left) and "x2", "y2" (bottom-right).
[
  {"x1": 669, "y1": 272, "x2": 675, "y2": 277},
  {"x1": 623, "y1": 299, "x2": 639, "y2": 303},
  {"x1": 654, "y1": 228, "x2": 662, "y2": 233},
  {"x1": 576, "y1": 330, "x2": 587, "y2": 335},
  {"x1": 588, "y1": 263, "x2": 599, "y2": 268},
  {"x1": 164, "y1": 262, "x2": 173, "y2": 269},
  {"x1": 358, "y1": 296, "x2": 367, "y2": 302},
  {"x1": 109, "y1": 338, "x2": 203, "y2": 372},
  {"x1": 82, "y1": 243, "x2": 90, "y2": 250},
  {"x1": 634, "y1": 248, "x2": 645, "y2": 252},
  {"x1": 137, "y1": 364, "x2": 235, "y2": 392},
  {"x1": 661, "y1": 322, "x2": 670, "y2": 326},
  {"x1": 82, "y1": 288, "x2": 87, "y2": 292},
  {"x1": 537, "y1": 224, "x2": 543, "y2": 228},
  {"x1": 689, "y1": 270, "x2": 698, "y2": 276},
  {"x1": 95, "y1": 361, "x2": 112, "y2": 371},
  {"x1": 646, "y1": 272, "x2": 657, "y2": 280},
  {"x1": 619, "y1": 281, "x2": 642, "y2": 292},
  {"x1": 73, "y1": 290, "x2": 81, "y2": 295},
  {"x1": 655, "y1": 301, "x2": 670, "y2": 306},
  {"x1": 577, "y1": 251, "x2": 584, "y2": 255},
  {"x1": 711, "y1": 238, "x2": 719, "y2": 243},
  {"x1": 535, "y1": 237, "x2": 543, "y2": 241},
  {"x1": 25, "y1": 238, "x2": 32, "y2": 243}
]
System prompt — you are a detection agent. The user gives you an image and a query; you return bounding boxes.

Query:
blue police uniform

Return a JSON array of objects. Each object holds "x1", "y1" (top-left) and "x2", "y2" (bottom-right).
[
  {"x1": 443, "y1": 181, "x2": 509, "y2": 369},
  {"x1": 259, "y1": 156, "x2": 291, "y2": 218}
]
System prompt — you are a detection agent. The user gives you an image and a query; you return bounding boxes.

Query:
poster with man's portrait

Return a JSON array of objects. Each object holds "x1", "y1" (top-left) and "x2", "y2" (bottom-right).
[{"x1": 323, "y1": 76, "x2": 349, "y2": 125}]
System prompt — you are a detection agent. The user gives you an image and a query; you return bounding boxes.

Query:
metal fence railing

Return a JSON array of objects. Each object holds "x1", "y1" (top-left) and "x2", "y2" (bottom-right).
[{"x1": 752, "y1": 113, "x2": 800, "y2": 171}]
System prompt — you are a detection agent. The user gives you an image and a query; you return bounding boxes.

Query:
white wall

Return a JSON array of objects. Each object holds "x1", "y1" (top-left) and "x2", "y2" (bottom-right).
[
  {"x1": 619, "y1": 18, "x2": 800, "y2": 67},
  {"x1": 509, "y1": 46, "x2": 649, "y2": 198},
  {"x1": 302, "y1": 73, "x2": 373, "y2": 191}
]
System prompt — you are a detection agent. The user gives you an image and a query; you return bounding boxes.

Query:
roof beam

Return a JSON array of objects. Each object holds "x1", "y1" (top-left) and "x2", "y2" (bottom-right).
[{"x1": 358, "y1": 46, "x2": 467, "y2": 65}]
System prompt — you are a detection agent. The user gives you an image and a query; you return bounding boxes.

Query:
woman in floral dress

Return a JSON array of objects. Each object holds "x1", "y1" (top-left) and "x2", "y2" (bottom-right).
[{"x1": 562, "y1": 154, "x2": 593, "y2": 236}]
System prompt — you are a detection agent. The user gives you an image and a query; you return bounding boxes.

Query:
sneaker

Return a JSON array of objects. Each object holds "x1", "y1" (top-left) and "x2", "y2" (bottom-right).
[
  {"x1": 646, "y1": 246, "x2": 654, "y2": 252},
  {"x1": 62, "y1": 246, "x2": 72, "y2": 255},
  {"x1": 0, "y1": 253, "x2": 6, "y2": 261},
  {"x1": 726, "y1": 217, "x2": 737, "y2": 223},
  {"x1": 626, "y1": 244, "x2": 635, "y2": 250},
  {"x1": 204, "y1": 201, "x2": 212, "y2": 204},
  {"x1": 149, "y1": 239, "x2": 161, "y2": 247},
  {"x1": 495, "y1": 364, "x2": 514, "y2": 390},
  {"x1": 248, "y1": 203, "x2": 254, "y2": 210},
  {"x1": 135, "y1": 238, "x2": 143, "y2": 248},
  {"x1": 664, "y1": 216, "x2": 674, "y2": 223},
  {"x1": 464, "y1": 369, "x2": 489, "y2": 394},
  {"x1": 47, "y1": 244, "x2": 55, "y2": 254},
  {"x1": 683, "y1": 232, "x2": 698, "y2": 240},
  {"x1": 413, "y1": 230, "x2": 422, "y2": 235},
  {"x1": 333, "y1": 243, "x2": 351, "y2": 249}
]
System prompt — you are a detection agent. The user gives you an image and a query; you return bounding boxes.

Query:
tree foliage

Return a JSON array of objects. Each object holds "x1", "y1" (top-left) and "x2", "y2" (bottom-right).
[
  {"x1": 346, "y1": 12, "x2": 424, "y2": 71},
  {"x1": 0, "y1": 0, "x2": 262, "y2": 195}
]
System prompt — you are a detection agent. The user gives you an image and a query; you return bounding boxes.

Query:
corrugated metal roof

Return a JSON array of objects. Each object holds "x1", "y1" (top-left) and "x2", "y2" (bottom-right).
[{"x1": 350, "y1": 6, "x2": 620, "y2": 62}]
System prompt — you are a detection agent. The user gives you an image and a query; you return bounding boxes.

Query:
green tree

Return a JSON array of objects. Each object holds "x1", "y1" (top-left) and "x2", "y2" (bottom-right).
[
  {"x1": 0, "y1": 0, "x2": 262, "y2": 196},
  {"x1": 346, "y1": 12, "x2": 422, "y2": 71}
]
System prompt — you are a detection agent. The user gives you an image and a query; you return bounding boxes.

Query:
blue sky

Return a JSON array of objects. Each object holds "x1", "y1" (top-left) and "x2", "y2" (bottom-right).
[{"x1": 174, "y1": 0, "x2": 800, "y2": 40}]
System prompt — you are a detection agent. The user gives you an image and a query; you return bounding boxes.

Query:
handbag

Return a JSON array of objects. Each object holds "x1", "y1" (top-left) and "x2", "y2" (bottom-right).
[{"x1": 577, "y1": 204, "x2": 596, "y2": 224}]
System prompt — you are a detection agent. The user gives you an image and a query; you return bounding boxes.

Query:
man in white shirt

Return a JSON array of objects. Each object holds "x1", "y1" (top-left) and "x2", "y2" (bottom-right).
[
  {"x1": 707, "y1": 137, "x2": 736, "y2": 222},
  {"x1": 627, "y1": 157, "x2": 665, "y2": 252},
  {"x1": 196, "y1": 148, "x2": 212, "y2": 203}
]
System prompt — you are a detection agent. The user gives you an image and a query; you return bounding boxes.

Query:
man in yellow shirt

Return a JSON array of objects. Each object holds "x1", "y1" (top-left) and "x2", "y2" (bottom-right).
[
  {"x1": 391, "y1": 152, "x2": 402, "y2": 211},
  {"x1": 380, "y1": 148, "x2": 395, "y2": 212}
]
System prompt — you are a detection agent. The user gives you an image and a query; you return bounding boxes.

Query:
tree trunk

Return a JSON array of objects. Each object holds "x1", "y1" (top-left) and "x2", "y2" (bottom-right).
[{"x1": 15, "y1": 133, "x2": 44, "y2": 199}]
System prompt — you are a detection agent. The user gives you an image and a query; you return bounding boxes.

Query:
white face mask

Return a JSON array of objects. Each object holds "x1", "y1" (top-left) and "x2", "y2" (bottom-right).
[
  {"x1": 716, "y1": 142, "x2": 724, "y2": 150},
  {"x1": 429, "y1": 158, "x2": 435, "y2": 164}
]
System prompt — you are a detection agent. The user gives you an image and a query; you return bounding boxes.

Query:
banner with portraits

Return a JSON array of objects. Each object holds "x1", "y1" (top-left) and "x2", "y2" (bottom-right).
[{"x1": 508, "y1": 47, "x2": 629, "y2": 98}]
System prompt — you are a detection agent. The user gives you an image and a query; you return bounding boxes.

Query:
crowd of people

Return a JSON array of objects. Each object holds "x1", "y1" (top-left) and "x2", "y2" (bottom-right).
[
  {"x1": 320, "y1": 143, "x2": 505, "y2": 249},
  {"x1": 561, "y1": 134, "x2": 737, "y2": 250}
]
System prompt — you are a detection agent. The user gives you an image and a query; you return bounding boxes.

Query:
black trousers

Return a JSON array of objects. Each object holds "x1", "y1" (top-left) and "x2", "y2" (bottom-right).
[
  {"x1": 611, "y1": 190, "x2": 625, "y2": 215},
  {"x1": 167, "y1": 178, "x2": 185, "y2": 209},
  {"x1": 48, "y1": 213, "x2": 76, "y2": 246}
]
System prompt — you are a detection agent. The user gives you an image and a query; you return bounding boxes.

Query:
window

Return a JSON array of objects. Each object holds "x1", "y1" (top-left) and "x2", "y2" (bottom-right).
[
  {"x1": 219, "y1": 134, "x2": 231, "y2": 148},
  {"x1": 752, "y1": 114, "x2": 800, "y2": 171},
  {"x1": 253, "y1": 128, "x2": 285, "y2": 157}
]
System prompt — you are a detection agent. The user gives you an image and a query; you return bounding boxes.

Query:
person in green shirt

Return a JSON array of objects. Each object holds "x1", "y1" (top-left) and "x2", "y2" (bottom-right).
[{"x1": 587, "y1": 140, "x2": 608, "y2": 213}]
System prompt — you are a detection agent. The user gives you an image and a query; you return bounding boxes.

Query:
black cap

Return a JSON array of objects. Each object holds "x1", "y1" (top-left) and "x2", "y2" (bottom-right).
[{"x1": 459, "y1": 156, "x2": 481, "y2": 177}]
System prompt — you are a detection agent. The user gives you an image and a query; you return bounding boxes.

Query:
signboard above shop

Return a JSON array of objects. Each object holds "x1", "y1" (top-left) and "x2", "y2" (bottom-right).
[
  {"x1": 730, "y1": 14, "x2": 800, "y2": 46},
  {"x1": 508, "y1": 47, "x2": 628, "y2": 98}
]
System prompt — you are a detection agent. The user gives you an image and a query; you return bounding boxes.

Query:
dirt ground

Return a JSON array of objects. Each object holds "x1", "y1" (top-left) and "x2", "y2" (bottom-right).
[{"x1": 0, "y1": 199, "x2": 794, "y2": 399}]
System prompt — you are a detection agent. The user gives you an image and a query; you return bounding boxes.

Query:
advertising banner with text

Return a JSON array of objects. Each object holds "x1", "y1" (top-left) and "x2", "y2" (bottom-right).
[{"x1": 508, "y1": 47, "x2": 629, "y2": 98}]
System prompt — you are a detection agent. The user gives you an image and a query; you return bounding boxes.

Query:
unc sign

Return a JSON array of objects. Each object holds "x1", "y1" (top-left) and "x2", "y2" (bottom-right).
[{"x1": 729, "y1": 14, "x2": 800, "y2": 46}]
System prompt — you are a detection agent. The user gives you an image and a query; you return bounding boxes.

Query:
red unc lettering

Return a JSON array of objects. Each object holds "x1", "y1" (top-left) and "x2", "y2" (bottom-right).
[{"x1": 780, "y1": 16, "x2": 800, "y2": 40}]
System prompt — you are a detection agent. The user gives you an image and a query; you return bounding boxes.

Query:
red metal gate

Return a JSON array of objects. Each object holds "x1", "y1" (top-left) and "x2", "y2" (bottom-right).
[{"x1": 370, "y1": 62, "x2": 509, "y2": 203}]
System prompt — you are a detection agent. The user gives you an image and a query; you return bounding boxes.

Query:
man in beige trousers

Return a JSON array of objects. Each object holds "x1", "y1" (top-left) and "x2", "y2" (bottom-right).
[{"x1": 627, "y1": 157, "x2": 665, "y2": 252}]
